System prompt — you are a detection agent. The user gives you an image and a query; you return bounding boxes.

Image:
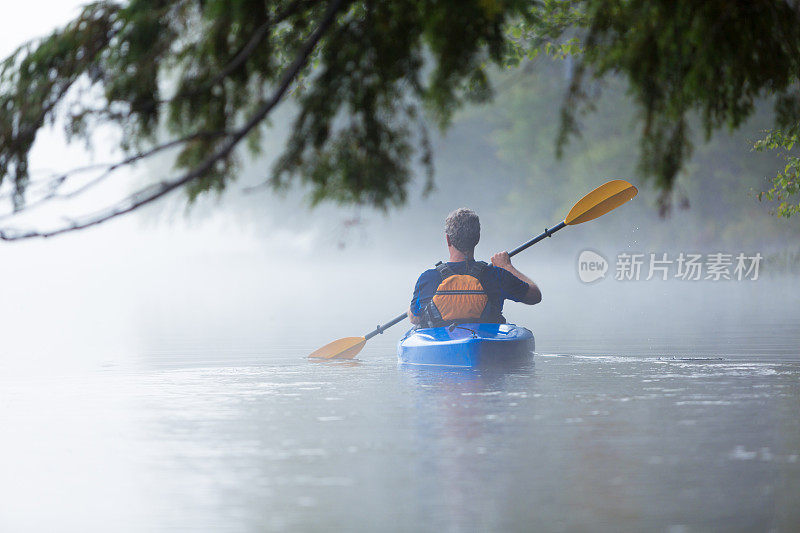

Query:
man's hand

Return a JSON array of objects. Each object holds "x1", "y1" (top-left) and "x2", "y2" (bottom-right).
[
  {"x1": 491, "y1": 251, "x2": 513, "y2": 270},
  {"x1": 491, "y1": 251, "x2": 542, "y2": 305}
]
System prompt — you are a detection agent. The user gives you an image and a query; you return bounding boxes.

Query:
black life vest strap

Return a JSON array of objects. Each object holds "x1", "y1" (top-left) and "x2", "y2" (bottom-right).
[
  {"x1": 466, "y1": 260, "x2": 489, "y2": 278},
  {"x1": 434, "y1": 262, "x2": 456, "y2": 280}
]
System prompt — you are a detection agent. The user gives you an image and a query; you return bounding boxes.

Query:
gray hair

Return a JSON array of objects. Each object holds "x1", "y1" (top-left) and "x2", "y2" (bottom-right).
[{"x1": 445, "y1": 208, "x2": 480, "y2": 253}]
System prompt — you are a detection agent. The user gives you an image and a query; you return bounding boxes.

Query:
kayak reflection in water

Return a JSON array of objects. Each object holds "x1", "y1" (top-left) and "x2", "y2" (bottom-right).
[{"x1": 407, "y1": 208, "x2": 542, "y2": 329}]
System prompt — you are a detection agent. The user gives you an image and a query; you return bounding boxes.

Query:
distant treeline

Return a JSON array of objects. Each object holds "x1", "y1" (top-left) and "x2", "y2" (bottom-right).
[
  {"x1": 422, "y1": 58, "x2": 800, "y2": 253},
  {"x1": 164, "y1": 59, "x2": 799, "y2": 261}
]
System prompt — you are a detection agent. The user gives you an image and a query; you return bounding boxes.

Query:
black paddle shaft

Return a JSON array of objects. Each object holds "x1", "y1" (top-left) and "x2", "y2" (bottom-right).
[
  {"x1": 364, "y1": 312, "x2": 409, "y2": 340},
  {"x1": 508, "y1": 221, "x2": 566, "y2": 257}
]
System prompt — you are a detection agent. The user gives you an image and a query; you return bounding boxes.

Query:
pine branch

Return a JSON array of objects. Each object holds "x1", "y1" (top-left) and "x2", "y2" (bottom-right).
[{"x1": 0, "y1": 0, "x2": 346, "y2": 241}]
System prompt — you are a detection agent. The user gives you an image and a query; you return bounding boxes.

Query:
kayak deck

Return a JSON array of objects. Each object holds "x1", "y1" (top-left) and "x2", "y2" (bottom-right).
[{"x1": 397, "y1": 323, "x2": 534, "y2": 367}]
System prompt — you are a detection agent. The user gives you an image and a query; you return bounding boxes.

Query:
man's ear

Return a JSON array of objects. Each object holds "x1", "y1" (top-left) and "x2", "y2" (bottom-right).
[{"x1": 445, "y1": 234, "x2": 451, "y2": 247}]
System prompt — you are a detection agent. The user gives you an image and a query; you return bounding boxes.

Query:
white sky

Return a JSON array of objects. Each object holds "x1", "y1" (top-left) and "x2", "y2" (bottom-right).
[{"x1": 0, "y1": 1, "x2": 85, "y2": 57}]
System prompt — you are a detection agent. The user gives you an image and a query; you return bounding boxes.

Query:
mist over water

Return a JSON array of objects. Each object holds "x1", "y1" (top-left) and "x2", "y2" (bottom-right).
[
  {"x1": 2, "y1": 227, "x2": 799, "y2": 530},
  {"x1": 1, "y1": 115, "x2": 799, "y2": 529},
  {"x1": 1, "y1": 6, "x2": 799, "y2": 531}
]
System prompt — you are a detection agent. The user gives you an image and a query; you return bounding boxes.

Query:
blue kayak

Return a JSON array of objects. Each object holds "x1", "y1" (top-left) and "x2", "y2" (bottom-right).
[{"x1": 397, "y1": 323, "x2": 535, "y2": 367}]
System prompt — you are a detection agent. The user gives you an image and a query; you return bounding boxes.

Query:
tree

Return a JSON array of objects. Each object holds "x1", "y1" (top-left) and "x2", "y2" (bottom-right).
[
  {"x1": 754, "y1": 126, "x2": 800, "y2": 218},
  {"x1": 1, "y1": 0, "x2": 799, "y2": 241},
  {"x1": 510, "y1": 0, "x2": 800, "y2": 215},
  {"x1": 0, "y1": 0, "x2": 537, "y2": 240},
  {"x1": 479, "y1": 58, "x2": 799, "y2": 250}
]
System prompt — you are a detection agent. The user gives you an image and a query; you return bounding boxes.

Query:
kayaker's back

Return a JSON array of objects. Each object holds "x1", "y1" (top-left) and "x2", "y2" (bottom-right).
[{"x1": 407, "y1": 208, "x2": 542, "y2": 328}]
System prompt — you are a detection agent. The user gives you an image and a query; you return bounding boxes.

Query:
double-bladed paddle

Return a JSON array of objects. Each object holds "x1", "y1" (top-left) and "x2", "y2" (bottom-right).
[{"x1": 308, "y1": 179, "x2": 638, "y2": 359}]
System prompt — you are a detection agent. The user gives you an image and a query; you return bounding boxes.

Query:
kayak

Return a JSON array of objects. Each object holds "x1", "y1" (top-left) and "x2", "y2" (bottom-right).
[{"x1": 397, "y1": 323, "x2": 534, "y2": 367}]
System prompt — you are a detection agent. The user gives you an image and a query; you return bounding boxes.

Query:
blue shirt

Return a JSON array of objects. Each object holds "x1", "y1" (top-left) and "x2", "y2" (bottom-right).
[{"x1": 410, "y1": 261, "x2": 530, "y2": 320}]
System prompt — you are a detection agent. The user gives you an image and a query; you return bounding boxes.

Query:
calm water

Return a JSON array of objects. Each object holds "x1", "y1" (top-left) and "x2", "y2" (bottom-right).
[{"x1": 1, "y1": 277, "x2": 798, "y2": 531}]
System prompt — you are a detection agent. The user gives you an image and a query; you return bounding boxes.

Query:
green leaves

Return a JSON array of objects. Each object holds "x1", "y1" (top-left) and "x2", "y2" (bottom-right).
[
  {"x1": 0, "y1": 0, "x2": 541, "y2": 220},
  {"x1": 512, "y1": 0, "x2": 800, "y2": 215},
  {"x1": 755, "y1": 126, "x2": 800, "y2": 218},
  {"x1": 2, "y1": 0, "x2": 800, "y2": 230},
  {"x1": 0, "y1": 1, "x2": 120, "y2": 209},
  {"x1": 503, "y1": 0, "x2": 586, "y2": 66}
]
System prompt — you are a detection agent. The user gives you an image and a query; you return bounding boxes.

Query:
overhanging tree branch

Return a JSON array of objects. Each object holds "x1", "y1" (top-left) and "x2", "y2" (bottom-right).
[
  {"x1": 0, "y1": 0, "x2": 346, "y2": 241},
  {"x1": 0, "y1": 129, "x2": 232, "y2": 222},
  {"x1": 205, "y1": 0, "x2": 311, "y2": 89},
  {"x1": 3, "y1": 0, "x2": 791, "y2": 232}
]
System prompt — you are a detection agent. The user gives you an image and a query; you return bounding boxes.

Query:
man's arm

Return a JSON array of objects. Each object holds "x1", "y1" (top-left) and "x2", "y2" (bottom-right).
[
  {"x1": 491, "y1": 251, "x2": 542, "y2": 305},
  {"x1": 409, "y1": 269, "x2": 436, "y2": 325}
]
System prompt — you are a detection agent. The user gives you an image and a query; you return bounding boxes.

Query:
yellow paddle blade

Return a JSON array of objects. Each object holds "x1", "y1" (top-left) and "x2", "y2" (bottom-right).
[
  {"x1": 565, "y1": 179, "x2": 638, "y2": 225},
  {"x1": 308, "y1": 336, "x2": 366, "y2": 359}
]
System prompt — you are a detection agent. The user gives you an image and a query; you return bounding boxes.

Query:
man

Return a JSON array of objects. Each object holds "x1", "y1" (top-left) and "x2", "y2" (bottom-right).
[{"x1": 408, "y1": 208, "x2": 542, "y2": 327}]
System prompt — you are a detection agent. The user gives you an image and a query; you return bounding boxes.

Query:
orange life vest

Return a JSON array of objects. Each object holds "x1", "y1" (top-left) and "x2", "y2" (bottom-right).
[{"x1": 418, "y1": 261, "x2": 504, "y2": 328}]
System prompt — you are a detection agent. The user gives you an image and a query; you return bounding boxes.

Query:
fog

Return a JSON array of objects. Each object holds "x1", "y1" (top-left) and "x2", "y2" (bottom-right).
[
  {"x1": 1, "y1": 5, "x2": 799, "y2": 532},
  {"x1": 1, "y1": 2, "x2": 798, "y2": 371}
]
